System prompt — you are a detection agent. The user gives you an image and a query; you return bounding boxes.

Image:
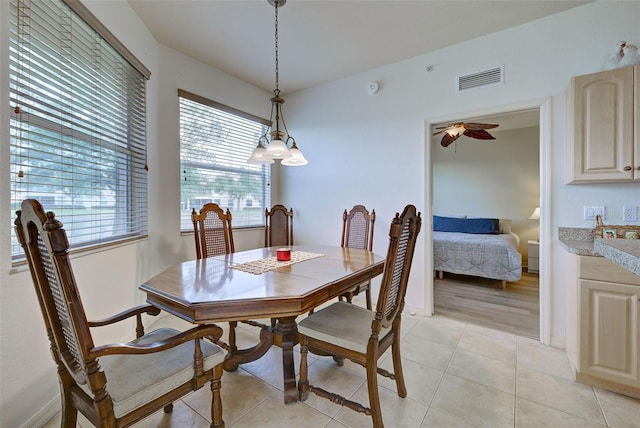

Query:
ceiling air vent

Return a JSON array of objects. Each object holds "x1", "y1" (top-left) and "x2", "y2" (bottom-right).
[{"x1": 456, "y1": 65, "x2": 504, "y2": 93}]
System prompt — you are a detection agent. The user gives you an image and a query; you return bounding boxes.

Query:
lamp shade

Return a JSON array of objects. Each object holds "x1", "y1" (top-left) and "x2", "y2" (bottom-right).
[
  {"x1": 529, "y1": 207, "x2": 540, "y2": 220},
  {"x1": 247, "y1": 144, "x2": 274, "y2": 164},
  {"x1": 281, "y1": 144, "x2": 308, "y2": 166},
  {"x1": 263, "y1": 138, "x2": 291, "y2": 159}
]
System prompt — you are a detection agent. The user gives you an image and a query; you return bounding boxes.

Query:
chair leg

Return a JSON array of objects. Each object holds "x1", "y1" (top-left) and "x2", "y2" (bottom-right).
[
  {"x1": 59, "y1": 393, "x2": 77, "y2": 428},
  {"x1": 366, "y1": 359, "x2": 384, "y2": 428},
  {"x1": 298, "y1": 341, "x2": 310, "y2": 401},
  {"x1": 163, "y1": 403, "x2": 173, "y2": 413},
  {"x1": 210, "y1": 364, "x2": 224, "y2": 428},
  {"x1": 59, "y1": 375, "x2": 78, "y2": 428},
  {"x1": 365, "y1": 286, "x2": 372, "y2": 310},
  {"x1": 392, "y1": 334, "x2": 407, "y2": 398}
]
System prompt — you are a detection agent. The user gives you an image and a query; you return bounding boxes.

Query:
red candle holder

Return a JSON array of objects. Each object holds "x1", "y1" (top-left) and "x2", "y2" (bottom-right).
[{"x1": 276, "y1": 248, "x2": 291, "y2": 261}]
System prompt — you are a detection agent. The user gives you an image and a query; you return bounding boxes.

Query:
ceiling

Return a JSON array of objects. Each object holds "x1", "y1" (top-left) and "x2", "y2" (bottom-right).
[{"x1": 128, "y1": 0, "x2": 592, "y2": 94}]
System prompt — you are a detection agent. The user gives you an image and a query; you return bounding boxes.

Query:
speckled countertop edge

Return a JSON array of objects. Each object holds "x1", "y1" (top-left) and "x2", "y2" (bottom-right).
[
  {"x1": 558, "y1": 227, "x2": 640, "y2": 276},
  {"x1": 558, "y1": 227, "x2": 598, "y2": 256},
  {"x1": 594, "y1": 239, "x2": 640, "y2": 276}
]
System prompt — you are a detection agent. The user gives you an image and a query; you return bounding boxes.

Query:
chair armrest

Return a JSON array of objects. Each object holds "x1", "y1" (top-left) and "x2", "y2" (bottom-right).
[
  {"x1": 90, "y1": 324, "x2": 224, "y2": 358},
  {"x1": 88, "y1": 304, "x2": 161, "y2": 327}
]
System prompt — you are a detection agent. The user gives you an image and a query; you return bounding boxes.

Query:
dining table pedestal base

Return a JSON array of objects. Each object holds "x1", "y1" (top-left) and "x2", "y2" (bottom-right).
[
  {"x1": 223, "y1": 325, "x2": 274, "y2": 372},
  {"x1": 274, "y1": 316, "x2": 299, "y2": 403},
  {"x1": 221, "y1": 315, "x2": 300, "y2": 403}
]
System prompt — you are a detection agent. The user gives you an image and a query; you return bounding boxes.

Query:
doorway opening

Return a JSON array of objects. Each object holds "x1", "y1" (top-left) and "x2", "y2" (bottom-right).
[{"x1": 424, "y1": 99, "x2": 551, "y2": 344}]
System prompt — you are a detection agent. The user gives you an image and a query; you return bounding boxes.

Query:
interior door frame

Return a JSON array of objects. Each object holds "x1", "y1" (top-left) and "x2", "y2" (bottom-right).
[{"x1": 424, "y1": 97, "x2": 552, "y2": 345}]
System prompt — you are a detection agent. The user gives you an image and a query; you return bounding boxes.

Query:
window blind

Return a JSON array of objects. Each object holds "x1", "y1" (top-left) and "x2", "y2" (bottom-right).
[
  {"x1": 9, "y1": 0, "x2": 148, "y2": 261},
  {"x1": 179, "y1": 90, "x2": 271, "y2": 230}
]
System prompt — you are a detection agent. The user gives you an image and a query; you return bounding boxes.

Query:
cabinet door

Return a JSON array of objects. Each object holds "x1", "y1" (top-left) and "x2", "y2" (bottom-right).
[
  {"x1": 566, "y1": 67, "x2": 634, "y2": 183},
  {"x1": 635, "y1": 66, "x2": 639, "y2": 181},
  {"x1": 579, "y1": 279, "x2": 639, "y2": 387}
]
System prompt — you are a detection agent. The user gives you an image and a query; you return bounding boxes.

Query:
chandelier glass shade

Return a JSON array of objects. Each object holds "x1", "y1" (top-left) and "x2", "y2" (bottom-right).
[{"x1": 248, "y1": 0, "x2": 307, "y2": 166}]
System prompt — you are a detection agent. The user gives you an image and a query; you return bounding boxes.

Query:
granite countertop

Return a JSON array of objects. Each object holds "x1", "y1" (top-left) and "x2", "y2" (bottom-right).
[
  {"x1": 558, "y1": 227, "x2": 640, "y2": 276},
  {"x1": 558, "y1": 227, "x2": 598, "y2": 256},
  {"x1": 593, "y1": 238, "x2": 640, "y2": 276}
]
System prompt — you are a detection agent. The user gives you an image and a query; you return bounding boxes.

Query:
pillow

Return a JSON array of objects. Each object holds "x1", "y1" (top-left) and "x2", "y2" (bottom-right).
[
  {"x1": 433, "y1": 216, "x2": 500, "y2": 234},
  {"x1": 498, "y1": 219, "x2": 512, "y2": 234}
]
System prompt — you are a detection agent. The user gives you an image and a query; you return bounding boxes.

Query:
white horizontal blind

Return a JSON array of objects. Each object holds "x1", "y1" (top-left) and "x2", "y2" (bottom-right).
[
  {"x1": 9, "y1": 0, "x2": 148, "y2": 261},
  {"x1": 179, "y1": 90, "x2": 271, "y2": 230}
]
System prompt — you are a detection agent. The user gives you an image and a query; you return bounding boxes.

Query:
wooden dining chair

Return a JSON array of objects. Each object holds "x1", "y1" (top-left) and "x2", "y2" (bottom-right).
[
  {"x1": 15, "y1": 199, "x2": 226, "y2": 427},
  {"x1": 192, "y1": 203, "x2": 235, "y2": 258},
  {"x1": 192, "y1": 202, "x2": 271, "y2": 359},
  {"x1": 298, "y1": 204, "x2": 422, "y2": 428},
  {"x1": 265, "y1": 204, "x2": 293, "y2": 247},
  {"x1": 339, "y1": 204, "x2": 376, "y2": 309}
]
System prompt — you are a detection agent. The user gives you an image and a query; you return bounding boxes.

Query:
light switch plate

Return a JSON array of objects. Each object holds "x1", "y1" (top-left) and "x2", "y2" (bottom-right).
[
  {"x1": 584, "y1": 206, "x2": 604, "y2": 220},
  {"x1": 584, "y1": 206, "x2": 595, "y2": 220}
]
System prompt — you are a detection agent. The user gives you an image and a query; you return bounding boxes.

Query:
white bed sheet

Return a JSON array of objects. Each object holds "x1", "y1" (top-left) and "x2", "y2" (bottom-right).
[{"x1": 433, "y1": 231, "x2": 522, "y2": 282}]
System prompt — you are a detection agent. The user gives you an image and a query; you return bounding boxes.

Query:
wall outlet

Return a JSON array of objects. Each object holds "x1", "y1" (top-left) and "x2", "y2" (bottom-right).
[{"x1": 623, "y1": 205, "x2": 638, "y2": 222}]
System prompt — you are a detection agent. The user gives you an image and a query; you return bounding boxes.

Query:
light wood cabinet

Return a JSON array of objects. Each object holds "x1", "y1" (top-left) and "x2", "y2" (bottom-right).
[
  {"x1": 566, "y1": 254, "x2": 640, "y2": 398},
  {"x1": 565, "y1": 65, "x2": 640, "y2": 183},
  {"x1": 579, "y1": 279, "x2": 639, "y2": 390}
]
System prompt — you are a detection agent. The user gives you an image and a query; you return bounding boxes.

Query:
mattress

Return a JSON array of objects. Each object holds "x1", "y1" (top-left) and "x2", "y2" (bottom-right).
[{"x1": 433, "y1": 231, "x2": 522, "y2": 282}]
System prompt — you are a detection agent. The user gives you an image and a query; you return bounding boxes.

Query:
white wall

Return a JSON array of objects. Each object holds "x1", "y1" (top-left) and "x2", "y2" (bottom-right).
[
  {"x1": 0, "y1": 1, "x2": 269, "y2": 426},
  {"x1": 433, "y1": 126, "x2": 541, "y2": 258},
  {"x1": 280, "y1": 1, "x2": 640, "y2": 342}
]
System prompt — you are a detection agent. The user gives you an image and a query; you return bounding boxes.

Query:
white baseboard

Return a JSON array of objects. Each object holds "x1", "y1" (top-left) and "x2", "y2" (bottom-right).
[
  {"x1": 21, "y1": 395, "x2": 60, "y2": 428},
  {"x1": 550, "y1": 334, "x2": 565, "y2": 350},
  {"x1": 404, "y1": 303, "x2": 429, "y2": 317}
]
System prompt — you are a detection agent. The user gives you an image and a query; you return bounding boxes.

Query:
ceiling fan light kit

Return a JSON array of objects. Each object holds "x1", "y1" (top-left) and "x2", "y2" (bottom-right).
[
  {"x1": 248, "y1": 0, "x2": 308, "y2": 166},
  {"x1": 433, "y1": 122, "x2": 499, "y2": 147}
]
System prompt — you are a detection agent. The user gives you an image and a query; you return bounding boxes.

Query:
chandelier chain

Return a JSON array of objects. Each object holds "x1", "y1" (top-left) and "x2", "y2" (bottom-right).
[
  {"x1": 247, "y1": 0, "x2": 306, "y2": 165},
  {"x1": 274, "y1": 1, "x2": 279, "y2": 95}
]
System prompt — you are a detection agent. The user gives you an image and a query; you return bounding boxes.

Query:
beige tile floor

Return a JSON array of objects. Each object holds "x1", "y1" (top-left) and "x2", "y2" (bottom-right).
[{"x1": 45, "y1": 300, "x2": 640, "y2": 428}]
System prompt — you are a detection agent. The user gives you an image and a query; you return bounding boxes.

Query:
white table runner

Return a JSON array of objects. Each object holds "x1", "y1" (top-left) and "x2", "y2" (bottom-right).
[{"x1": 230, "y1": 251, "x2": 325, "y2": 275}]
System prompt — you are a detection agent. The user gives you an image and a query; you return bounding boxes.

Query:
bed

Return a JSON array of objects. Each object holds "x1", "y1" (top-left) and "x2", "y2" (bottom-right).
[{"x1": 432, "y1": 216, "x2": 522, "y2": 288}]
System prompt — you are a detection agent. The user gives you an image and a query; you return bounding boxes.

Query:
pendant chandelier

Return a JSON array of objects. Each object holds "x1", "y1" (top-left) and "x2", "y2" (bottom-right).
[{"x1": 248, "y1": 0, "x2": 307, "y2": 166}]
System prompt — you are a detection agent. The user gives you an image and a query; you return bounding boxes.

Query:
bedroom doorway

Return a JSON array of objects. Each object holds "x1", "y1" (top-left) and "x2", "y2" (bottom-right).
[{"x1": 425, "y1": 100, "x2": 550, "y2": 344}]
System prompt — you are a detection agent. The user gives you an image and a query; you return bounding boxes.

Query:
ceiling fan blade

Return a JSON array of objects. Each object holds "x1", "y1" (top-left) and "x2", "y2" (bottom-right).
[
  {"x1": 463, "y1": 129, "x2": 496, "y2": 140},
  {"x1": 463, "y1": 123, "x2": 499, "y2": 130},
  {"x1": 440, "y1": 133, "x2": 460, "y2": 147},
  {"x1": 432, "y1": 129, "x2": 447, "y2": 136}
]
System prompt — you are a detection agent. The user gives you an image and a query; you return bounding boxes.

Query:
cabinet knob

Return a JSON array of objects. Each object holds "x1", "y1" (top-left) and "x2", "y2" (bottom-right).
[{"x1": 623, "y1": 166, "x2": 632, "y2": 171}]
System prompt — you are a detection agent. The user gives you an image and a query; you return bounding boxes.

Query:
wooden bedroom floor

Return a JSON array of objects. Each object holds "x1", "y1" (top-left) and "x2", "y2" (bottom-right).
[{"x1": 434, "y1": 270, "x2": 539, "y2": 339}]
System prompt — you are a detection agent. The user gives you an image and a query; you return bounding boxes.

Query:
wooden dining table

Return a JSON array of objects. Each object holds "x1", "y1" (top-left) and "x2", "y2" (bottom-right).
[{"x1": 139, "y1": 245, "x2": 385, "y2": 403}]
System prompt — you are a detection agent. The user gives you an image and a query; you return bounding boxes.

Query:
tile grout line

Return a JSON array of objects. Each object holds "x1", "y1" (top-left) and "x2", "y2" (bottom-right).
[{"x1": 592, "y1": 388, "x2": 612, "y2": 428}]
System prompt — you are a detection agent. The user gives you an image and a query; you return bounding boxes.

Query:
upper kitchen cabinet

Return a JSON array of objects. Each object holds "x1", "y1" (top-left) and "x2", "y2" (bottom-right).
[{"x1": 566, "y1": 65, "x2": 639, "y2": 184}]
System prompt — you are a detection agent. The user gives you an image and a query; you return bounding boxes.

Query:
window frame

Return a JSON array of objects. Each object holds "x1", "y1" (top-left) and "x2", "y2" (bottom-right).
[
  {"x1": 9, "y1": 0, "x2": 150, "y2": 262},
  {"x1": 178, "y1": 89, "x2": 272, "y2": 232}
]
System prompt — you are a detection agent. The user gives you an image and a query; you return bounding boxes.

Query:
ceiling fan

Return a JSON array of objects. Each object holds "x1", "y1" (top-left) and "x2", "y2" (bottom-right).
[{"x1": 433, "y1": 122, "x2": 499, "y2": 147}]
